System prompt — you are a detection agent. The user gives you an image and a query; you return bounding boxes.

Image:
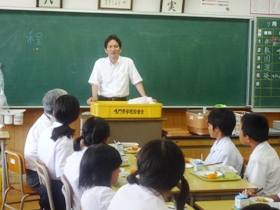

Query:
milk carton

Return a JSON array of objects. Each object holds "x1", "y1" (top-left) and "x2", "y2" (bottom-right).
[
  {"x1": 235, "y1": 194, "x2": 249, "y2": 210},
  {"x1": 192, "y1": 160, "x2": 204, "y2": 173}
]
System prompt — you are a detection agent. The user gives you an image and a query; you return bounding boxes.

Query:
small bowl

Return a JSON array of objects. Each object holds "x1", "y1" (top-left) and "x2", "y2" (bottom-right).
[
  {"x1": 117, "y1": 172, "x2": 129, "y2": 186},
  {"x1": 207, "y1": 164, "x2": 221, "y2": 172},
  {"x1": 224, "y1": 172, "x2": 238, "y2": 179}
]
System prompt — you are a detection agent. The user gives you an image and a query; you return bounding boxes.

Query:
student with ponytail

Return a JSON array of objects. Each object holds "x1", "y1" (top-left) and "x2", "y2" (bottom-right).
[
  {"x1": 37, "y1": 94, "x2": 80, "y2": 210},
  {"x1": 63, "y1": 116, "x2": 110, "y2": 210},
  {"x1": 108, "y1": 139, "x2": 190, "y2": 210}
]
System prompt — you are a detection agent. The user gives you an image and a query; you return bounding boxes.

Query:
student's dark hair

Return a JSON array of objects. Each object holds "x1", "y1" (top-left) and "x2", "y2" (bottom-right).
[
  {"x1": 104, "y1": 34, "x2": 122, "y2": 48},
  {"x1": 242, "y1": 203, "x2": 278, "y2": 210},
  {"x1": 207, "y1": 108, "x2": 236, "y2": 136},
  {"x1": 79, "y1": 144, "x2": 122, "y2": 188},
  {"x1": 51, "y1": 95, "x2": 80, "y2": 141},
  {"x1": 241, "y1": 113, "x2": 269, "y2": 143},
  {"x1": 127, "y1": 139, "x2": 189, "y2": 210},
  {"x1": 73, "y1": 116, "x2": 110, "y2": 151}
]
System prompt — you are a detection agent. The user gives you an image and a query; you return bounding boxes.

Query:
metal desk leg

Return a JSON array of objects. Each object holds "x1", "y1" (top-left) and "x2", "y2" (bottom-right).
[{"x1": 189, "y1": 194, "x2": 194, "y2": 207}]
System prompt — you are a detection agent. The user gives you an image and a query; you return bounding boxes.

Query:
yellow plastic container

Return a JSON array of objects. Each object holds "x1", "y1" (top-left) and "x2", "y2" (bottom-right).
[{"x1": 90, "y1": 101, "x2": 162, "y2": 118}]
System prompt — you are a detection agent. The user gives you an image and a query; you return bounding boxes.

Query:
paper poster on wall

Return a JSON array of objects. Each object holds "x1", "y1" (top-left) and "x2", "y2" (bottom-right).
[
  {"x1": 201, "y1": 0, "x2": 231, "y2": 14},
  {"x1": 251, "y1": 0, "x2": 280, "y2": 14}
]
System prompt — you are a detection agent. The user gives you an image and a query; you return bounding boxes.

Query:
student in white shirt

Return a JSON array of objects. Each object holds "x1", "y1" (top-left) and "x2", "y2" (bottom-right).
[
  {"x1": 37, "y1": 94, "x2": 80, "y2": 210},
  {"x1": 108, "y1": 139, "x2": 190, "y2": 210},
  {"x1": 87, "y1": 34, "x2": 147, "y2": 103},
  {"x1": 204, "y1": 108, "x2": 243, "y2": 175},
  {"x1": 24, "y1": 88, "x2": 67, "y2": 191},
  {"x1": 63, "y1": 116, "x2": 110, "y2": 210},
  {"x1": 240, "y1": 113, "x2": 280, "y2": 196},
  {"x1": 79, "y1": 144, "x2": 122, "y2": 210}
]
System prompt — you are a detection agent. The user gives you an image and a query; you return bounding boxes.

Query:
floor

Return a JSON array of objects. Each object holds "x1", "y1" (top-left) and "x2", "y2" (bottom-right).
[{"x1": 0, "y1": 170, "x2": 40, "y2": 210}]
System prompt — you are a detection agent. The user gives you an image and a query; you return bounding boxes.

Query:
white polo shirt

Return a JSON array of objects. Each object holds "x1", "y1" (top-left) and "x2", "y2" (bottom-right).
[
  {"x1": 24, "y1": 113, "x2": 55, "y2": 171},
  {"x1": 37, "y1": 121, "x2": 74, "y2": 179},
  {"x1": 88, "y1": 56, "x2": 143, "y2": 97},
  {"x1": 244, "y1": 141, "x2": 280, "y2": 196},
  {"x1": 108, "y1": 184, "x2": 169, "y2": 210},
  {"x1": 63, "y1": 146, "x2": 88, "y2": 210},
  {"x1": 81, "y1": 186, "x2": 115, "y2": 210}
]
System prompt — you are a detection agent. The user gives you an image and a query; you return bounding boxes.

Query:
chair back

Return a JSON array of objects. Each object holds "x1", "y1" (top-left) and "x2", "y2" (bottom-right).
[
  {"x1": 61, "y1": 174, "x2": 73, "y2": 210},
  {"x1": 2, "y1": 149, "x2": 39, "y2": 210},
  {"x1": 35, "y1": 158, "x2": 55, "y2": 210},
  {"x1": 5, "y1": 149, "x2": 26, "y2": 191}
]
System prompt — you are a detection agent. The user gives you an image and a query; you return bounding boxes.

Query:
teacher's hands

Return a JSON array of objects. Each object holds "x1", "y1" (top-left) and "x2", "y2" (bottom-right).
[{"x1": 87, "y1": 97, "x2": 97, "y2": 105}]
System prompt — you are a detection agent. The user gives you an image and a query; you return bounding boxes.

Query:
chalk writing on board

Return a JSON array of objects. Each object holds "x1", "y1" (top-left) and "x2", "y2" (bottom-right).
[
  {"x1": 254, "y1": 18, "x2": 280, "y2": 107},
  {"x1": 26, "y1": 30, "x2": 43, "y2": 46}
]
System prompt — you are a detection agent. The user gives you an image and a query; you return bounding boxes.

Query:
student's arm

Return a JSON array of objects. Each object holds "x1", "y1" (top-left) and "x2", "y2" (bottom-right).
[
  {"x1": 135, "y1": 82, "x2": 146, "y2": 97},
  {"x1": 266, "y1": 194, "x2": 280, "y2": 202},
  {"x1": 86, "y1": 84, "x2": 98, "y2": 105}
]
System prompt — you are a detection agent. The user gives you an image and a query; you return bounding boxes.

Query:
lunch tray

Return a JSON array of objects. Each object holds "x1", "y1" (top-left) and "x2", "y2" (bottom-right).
[{"x1": 190, "y1": 171, "x2": 241, "y2": 182}]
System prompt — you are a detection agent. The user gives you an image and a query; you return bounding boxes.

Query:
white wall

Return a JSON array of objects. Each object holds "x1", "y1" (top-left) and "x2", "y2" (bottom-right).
[{"x1": 0, "y1": 0, "x2": 253, "y2": 17}]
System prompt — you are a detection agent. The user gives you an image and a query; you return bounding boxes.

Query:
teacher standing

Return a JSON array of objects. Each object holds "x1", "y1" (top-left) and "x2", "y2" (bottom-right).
[{"x1": 87, "y1": 34, "x2": 147, "y2": 105}]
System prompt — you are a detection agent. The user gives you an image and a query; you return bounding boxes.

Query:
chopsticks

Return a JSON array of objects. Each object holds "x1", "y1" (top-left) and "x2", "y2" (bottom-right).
[
  {"x1": 204, "y1": 162, "x2": 223, "y2": 167},
  {"x1": 255, "y1": 188, "x2": 263, "y2": 194}
]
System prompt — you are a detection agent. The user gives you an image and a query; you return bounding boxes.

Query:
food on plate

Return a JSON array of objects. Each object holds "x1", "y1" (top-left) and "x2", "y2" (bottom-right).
[
  {"x1": 207, "y1": 173, "x2": 217, "y2": 180},
  {"x1": 185, "y1": 158, "x2": 190, "y2": 164},
  {"x1": 132, "y1": 146, "x2": 138, "y2": 151},
  {"x1": 130, "y1": 168, "x2": 137, "y2": 174},
  {"x1": 255, "y1": 198, "x2": 269, "y2": 202}
]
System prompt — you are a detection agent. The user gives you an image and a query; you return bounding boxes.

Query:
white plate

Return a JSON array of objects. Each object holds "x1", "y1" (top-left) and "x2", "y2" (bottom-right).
[
  {"x1": 124, "y1": 148, "x2": 140, "y2": 153},
  {"x1": 121, "y1": 142, "x2": 139, "y2": 148},
  {"x1": 250, "y1": 196, "x2": 274, "y2": 204},
  {"x1": 196, "y1": 171, "x2": 223, "y2": 178},
  {"x1": 185, "y1": 163, "x2": 193, "y2": 168}
]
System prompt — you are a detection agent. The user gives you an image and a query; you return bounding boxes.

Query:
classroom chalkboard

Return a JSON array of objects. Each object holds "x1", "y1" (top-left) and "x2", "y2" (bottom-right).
[
  {"x1": 253, "y1": 17, "x2": 280, "y2": 108},
  {"x1": 0, "y1": 9, "x2": 251, "y2": 107}
]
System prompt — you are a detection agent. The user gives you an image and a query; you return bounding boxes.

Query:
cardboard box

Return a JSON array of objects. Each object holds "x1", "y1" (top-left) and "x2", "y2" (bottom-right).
[
  {"x1": 186, "y1": 111, "x2": 209, "y2": 135},
  {"x1": 90, "y1": 101, "x2": 162, "y2": 118}
]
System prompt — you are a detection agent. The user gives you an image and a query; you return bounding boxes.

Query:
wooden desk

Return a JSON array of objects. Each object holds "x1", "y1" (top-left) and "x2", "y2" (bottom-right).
[
  {"x1": 0, "y1": 131, "x2": 10, "y2": 200},
  {"x1": 183, "y1": 168, "x2": 257, "y2": 207},
  {"x1": 194, "y1": 200, "x2": 234, "y2": 210}
]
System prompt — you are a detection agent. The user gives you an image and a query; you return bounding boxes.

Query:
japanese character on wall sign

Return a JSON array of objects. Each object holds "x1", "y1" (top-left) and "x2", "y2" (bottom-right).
[
  {"x1": 160, "y1": 0, "x2": 185, "y2": 13},
  {"x1": 36, "y1": 0, "x2": 62, "y2": 8}
]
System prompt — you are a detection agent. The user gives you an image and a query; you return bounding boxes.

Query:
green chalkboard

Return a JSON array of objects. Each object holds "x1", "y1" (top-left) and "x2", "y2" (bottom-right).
[
  {"x1": 0, "y1": 10, "x2": 251, "y2": 107},
  {"x1": 253, "y1": 17, "x2": 280, "y2": 108}
]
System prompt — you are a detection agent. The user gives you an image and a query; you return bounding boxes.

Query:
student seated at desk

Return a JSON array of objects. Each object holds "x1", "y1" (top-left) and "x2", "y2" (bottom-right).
[
  {"x1": 79, "y1": 144, "x2": 122, "y2": 210},
  {"x1": 204, "y1": 108, "x2": 243, "y2": 175},
  {"x1": 108, "y1": 139, "x2": 190, "y2": 210},
  {"x1": 242, "y1": 203, "x2": 278, "y2": 210},
  {"x1": 63, "y1": 116, "x2": 110, "y2": 210},
  {"x1": 240, "y1": 113, "x2": 280, "y2": 196}
]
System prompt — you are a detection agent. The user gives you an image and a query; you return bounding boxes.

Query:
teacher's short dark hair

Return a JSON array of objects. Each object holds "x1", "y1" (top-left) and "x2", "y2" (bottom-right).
[{"x1": 104, "y1": 34, "x2": 122, "y2": 48}]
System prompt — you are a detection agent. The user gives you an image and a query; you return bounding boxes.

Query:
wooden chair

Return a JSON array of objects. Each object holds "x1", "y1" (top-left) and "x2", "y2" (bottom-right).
[
  {"x1": 35, "y1": 158, "x2": 55, "y2": 210},
  {"x1": 61, "y1": 174, "x2": 73, "y2": 210},
  {"x1": 1, "y1": 148, "x2": 39, "y2": 210}
]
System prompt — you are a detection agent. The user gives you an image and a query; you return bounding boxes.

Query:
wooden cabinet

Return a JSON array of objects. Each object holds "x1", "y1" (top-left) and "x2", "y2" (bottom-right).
[{"x1": 167, "y1": 135, "x2": 280, "y2": 160}]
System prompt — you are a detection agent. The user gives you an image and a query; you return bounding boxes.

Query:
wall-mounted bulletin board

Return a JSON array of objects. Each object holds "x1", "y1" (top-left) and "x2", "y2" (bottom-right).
[
  {"x1": 253, "y1": 17, "x2": 280, "y2": 108},
  {"x1": 0, "y1": 9, "x2": 252, "y2": 107}
]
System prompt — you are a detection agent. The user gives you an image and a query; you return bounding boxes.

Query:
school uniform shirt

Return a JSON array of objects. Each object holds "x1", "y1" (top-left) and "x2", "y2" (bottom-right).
[
  {"x1": 37, "y1": 121, "x2": 74, "y2": 179},
  {"x1": 108, "y1": 184, "x2": 169, "y2": 210},
  {"x1": 204, "y1": 136, "x2": 243, "y2": 175},
  {"x1": 243, "y1": 141, "x2": 280, "y2": 196},
  {"x1": 24, "y1": 113, "x2": 55, "y2": 171},
  {"x1": 63, "y1": 146, "x2": 88, "y2": 210},
  {"x1": 88, "y1": 56, "x2": 143, "y2": 98},
  {"x1": 81, "y1": 186, "x2": 115, "y2": 210}
]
